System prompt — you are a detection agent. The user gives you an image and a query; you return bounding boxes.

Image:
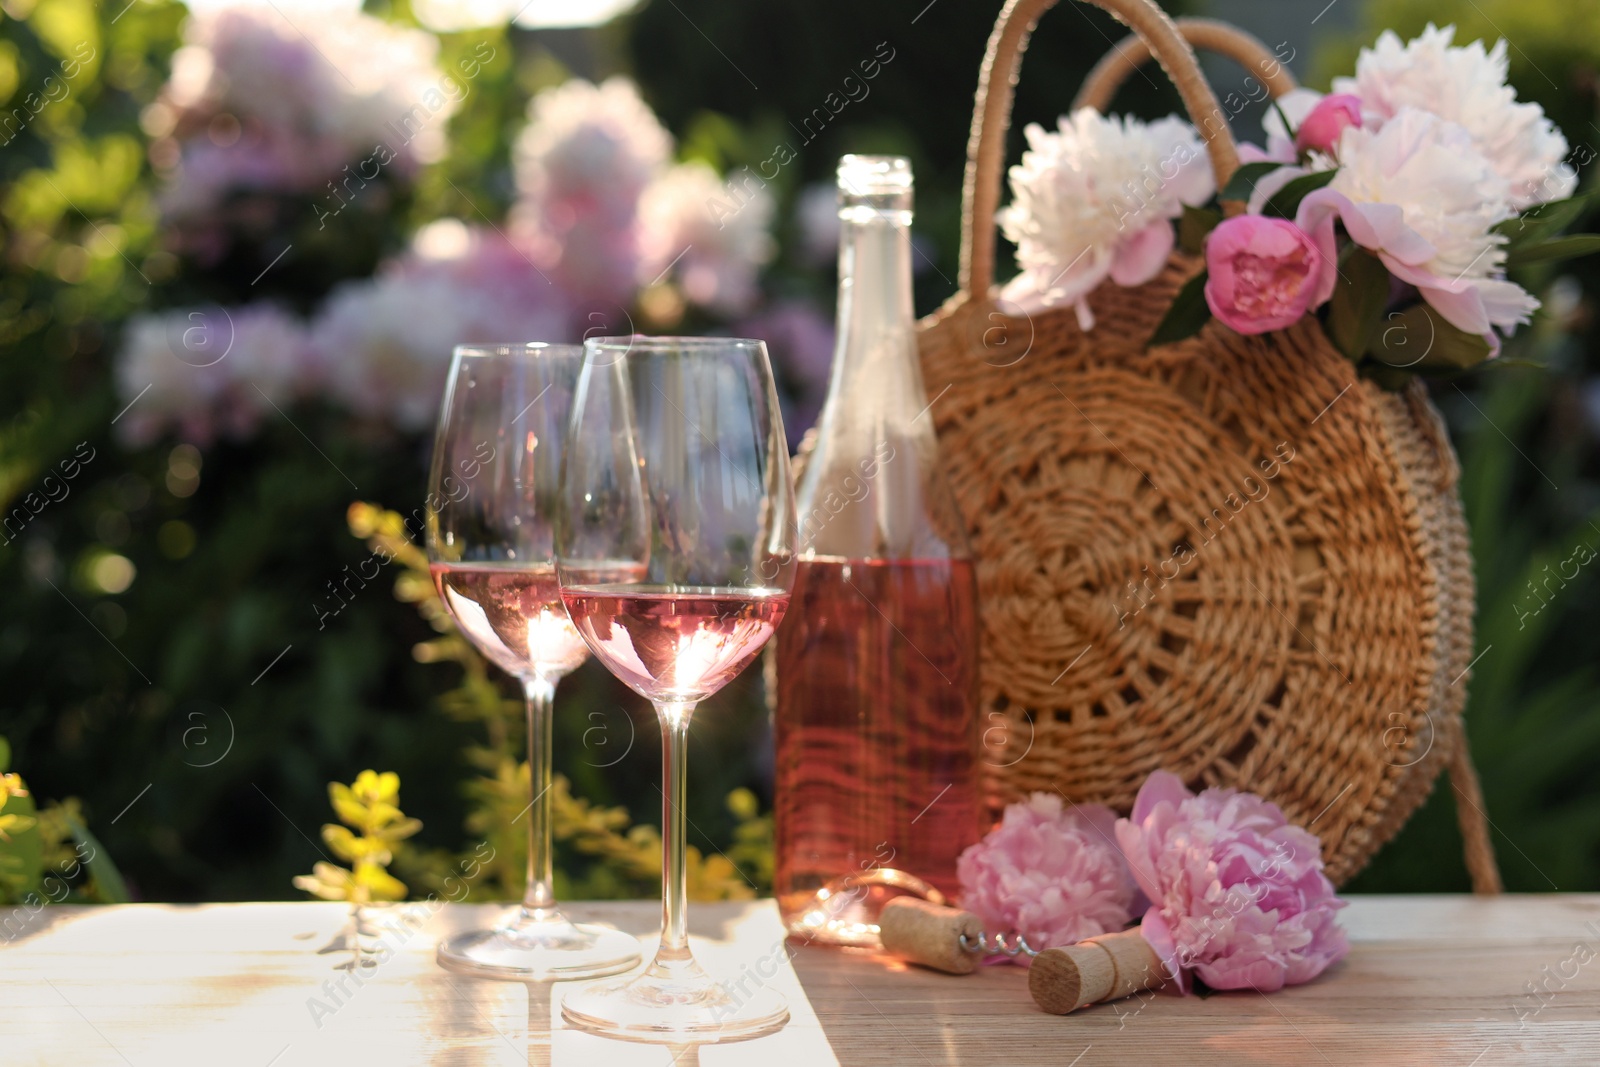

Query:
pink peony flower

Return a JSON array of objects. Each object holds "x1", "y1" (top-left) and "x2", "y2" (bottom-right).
[
  {"x1": 957, "y1": 794, "x2": 1137, "y2": 964},
  {"x1": 1295, "y1": 94, "x2": 1363, "y2": 155},
  {"x1": 1114, "y1": 771, "x2": 1348, "y2": 994},
  {"x1": 1203, "y1": 215, "x2": 1333, "y2": 335}
]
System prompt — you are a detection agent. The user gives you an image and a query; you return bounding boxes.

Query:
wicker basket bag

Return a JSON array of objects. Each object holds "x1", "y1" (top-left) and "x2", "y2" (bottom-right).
[{"x1": 914, "y1": 0, "x2": 1500, "y2": 891}]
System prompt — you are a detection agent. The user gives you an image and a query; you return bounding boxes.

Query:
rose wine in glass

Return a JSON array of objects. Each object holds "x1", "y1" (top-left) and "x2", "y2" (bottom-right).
[
  {"x1": 775, "y1": 156, "x2": 982, "y2": 944},
  {"x1": 557, "y1": 336, "x2": 796, "y2": 1042},
  {"x1": 426, "y1": 343, "x2": 641, "y2": 981}
]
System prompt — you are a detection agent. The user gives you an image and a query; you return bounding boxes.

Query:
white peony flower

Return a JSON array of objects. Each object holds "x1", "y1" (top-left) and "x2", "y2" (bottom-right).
[
  {"x1": 511, "y1": 77, "x2": 672, "y2": 307},
  {"x1": 638, "y1": 162, "x2": 775, "y2": 314},
  {"x1": 114, "y1": 304, "x2": 311, "y2": 446},
  {"x1": 999, "y1": 109, "x2": 1213, "y2": 330},
  {"x1": 1297, "y1": 108, "x2": 1538, "y2": 337},
  {"x1": 1333, "y1": 24, "x2": 1575, "y2": 209},
  {"x1": 310, "y1": 227, "x2": 570, "y2": 431}
]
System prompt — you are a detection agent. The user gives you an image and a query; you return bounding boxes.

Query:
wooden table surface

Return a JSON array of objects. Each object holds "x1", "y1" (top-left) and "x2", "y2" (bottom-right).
[{"x1": 4, "y1": 894, "x2": 1598, "y2": 1065}]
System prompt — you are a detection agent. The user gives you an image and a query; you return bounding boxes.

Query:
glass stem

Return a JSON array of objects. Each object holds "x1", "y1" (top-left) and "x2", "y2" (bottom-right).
[
  {"x1": 656, "y1": 701, "x2": 695, "y2": 961},
  {"x1": 521, "y1": 674, "x2": 558, "y2": 919}
]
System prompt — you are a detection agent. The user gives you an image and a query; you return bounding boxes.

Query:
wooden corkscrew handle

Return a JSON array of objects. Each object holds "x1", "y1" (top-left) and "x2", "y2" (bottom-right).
[
  {"x1": 1028, "y1": 929, "x2": 1168, "y2": 1014},
  {"x1": 876, "y1": 899, "x2": 1168, "y2": 1014}
]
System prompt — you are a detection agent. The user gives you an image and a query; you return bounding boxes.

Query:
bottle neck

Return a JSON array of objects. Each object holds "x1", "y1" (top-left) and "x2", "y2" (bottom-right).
[
  {"x1": 797, "y1": 198, "x2": 971, "y2": 561},
  {"x1": 823, "y1": 204, "x2": 926, "y2": 430}
]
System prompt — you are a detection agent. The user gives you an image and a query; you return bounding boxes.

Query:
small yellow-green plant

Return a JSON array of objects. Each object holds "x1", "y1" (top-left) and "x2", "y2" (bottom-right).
[
  {"x1": 0, "y1": 736, "x2": 127, "y2": 907},
  {"x1": 293, "y1": 770, "x2": 421, "y2": 904},
  {"x1": 345, "y1": 503, "x2": 776, "y2": 905}
]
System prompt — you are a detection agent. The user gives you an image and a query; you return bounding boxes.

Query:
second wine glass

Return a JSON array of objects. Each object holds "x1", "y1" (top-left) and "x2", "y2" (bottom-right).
[
  {"x1": 556, "y1": 336, "x2": 797, "y2": 1041},
  {"x1": 426, "y1": 343, "x2": 641, "y2": 981}
]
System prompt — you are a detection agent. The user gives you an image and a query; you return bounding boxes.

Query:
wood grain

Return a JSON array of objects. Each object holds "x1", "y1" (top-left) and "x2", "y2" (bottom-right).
[
  {"x1": 5, "y1": 895, "x2": 1598, "y2": 1065},
  {"x1": 791, "y1": 894, "x2": 1600, "y2": 1066}
]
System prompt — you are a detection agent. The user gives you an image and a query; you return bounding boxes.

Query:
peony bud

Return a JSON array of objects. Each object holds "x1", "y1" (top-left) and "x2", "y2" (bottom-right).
[{"x1": 1294, "y1": 93, "x2": 1363, "y2": 155}]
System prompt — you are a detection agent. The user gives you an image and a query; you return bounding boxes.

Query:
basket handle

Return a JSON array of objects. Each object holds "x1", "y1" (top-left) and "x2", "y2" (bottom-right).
[
  {"x1": 1073, "y1": 18, "x2": 1298, "y2": 113},
  {"x1": 961, "y1": 0, "x2": 1241, "y2": 299}
]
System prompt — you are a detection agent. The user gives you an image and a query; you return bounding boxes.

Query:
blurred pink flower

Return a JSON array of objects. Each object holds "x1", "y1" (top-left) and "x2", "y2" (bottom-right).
[
  {"x1": 310, "y1": 223, "x2": 569, "y2": 431},
  {"x1": 157, "y1": 7, "x2": 453, "y2": 219},
  {"x1": 1295, "y1": 94, "x2": 1363, "y2": 155},
  {"x1": 957, "y1": 793, "x2": 1136, "y2": 964},
  {"x1": 512, "y1": 77, "x2": 672, "y2": 310},
  {"x1": 638, "y1": 162, "x2": 774, "y2": 315},
  {"x1": 1114, "y1": 771, "x2": 1348, "y2": 994},
  {"x1": 1204, "y1": 215, "x2": 1333, "y2": 335},
  {"x1": 114, "y1": 303, "x2": 311, "y2": 446}
]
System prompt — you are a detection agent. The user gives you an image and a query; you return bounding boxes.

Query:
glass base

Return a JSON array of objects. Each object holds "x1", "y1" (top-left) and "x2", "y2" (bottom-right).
[
  {"x1": 436, "y1": 908, "x2": 641, "y2": 981},
  {"x1": 561, "y1": 953, "x2": 789, "y2": 1042}
]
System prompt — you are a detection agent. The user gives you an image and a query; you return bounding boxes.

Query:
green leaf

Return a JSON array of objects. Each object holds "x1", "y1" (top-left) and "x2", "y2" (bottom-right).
[
  {"x1": 0, "y1": 787, "x2": 42, "y2": 903},
  {"x1": 0, "y1": 736, "x2": 9, "y2": 773},
  {"x1": 1359, "y1": 362, "x2": 1412, "y2": 392},
  {"x1": 1147, "y1": 270, "x2": 1212, "y2": 347},
  {"x1": 1492, "y1": 190, "x2": 1595, "y2": 248},
  {"x1": 1269, "y1": 99, "x2": 1297, "y2": 143},
  {"x1": 1218, "y1": 161, "x2": 1283, "y2": 203},
  {"x1": 1371, "y1": 303, "x2": 1493, "y2": 371},
  {"x1": 1178, "y1": 205, "x2": 1222, "y2": 255},
  {"x1": 1505, "y1": 233, "x2": 1600, "y2": 269},
  {"x1": 68, "y1": 814, "x2": 128, "y2": 904},
  {"x1": 1324, "y1": 247, "x2": 1390, "y2": 361},
  {"x1": 1260, "y1": 169, "x2": 1337, "y2": 220}
]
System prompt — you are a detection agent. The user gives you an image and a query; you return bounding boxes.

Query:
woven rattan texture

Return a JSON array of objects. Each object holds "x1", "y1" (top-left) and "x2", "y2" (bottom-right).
[{"x1": 918, "y1": 254, "x2": 1467, "y2": 886}]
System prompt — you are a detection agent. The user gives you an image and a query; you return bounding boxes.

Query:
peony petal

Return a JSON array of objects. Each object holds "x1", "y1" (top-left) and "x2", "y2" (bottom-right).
[
  {"x1": 1413, "y1": 281, "x2": 1492, "y2": 335},
  {"x1": 1139, "y1": 907, "x2": 1188, "y2": 993},
  {"x1": 1304, "y1": 209, "x2": 1339, "y2": 308},
  {"x1": 1110, "y1": 222, "x2": 1175, "y2": 287},
  {"x1": 1296, "y1": 187, "x2": 1437, "y2": 266},
  {"x1": 1114, "y1": 818, "x2": 1164, "y2": 905},
  {"x1": 1132, "y1": 770, "x2": 1191, "y2": 826}
]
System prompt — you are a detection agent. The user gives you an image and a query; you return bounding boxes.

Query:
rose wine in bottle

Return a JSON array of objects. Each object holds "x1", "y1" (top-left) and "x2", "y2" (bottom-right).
[{"x1": 774, "y1": 155, "x2": 981, "y2": 945}]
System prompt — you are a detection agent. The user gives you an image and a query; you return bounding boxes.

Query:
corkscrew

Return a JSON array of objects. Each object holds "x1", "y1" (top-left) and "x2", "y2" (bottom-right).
[
  {"x1": 793, "y1": 870, "x2": 1167, "y2": 1015},
  {"x1": 875, "y1": 897, "x2": 1168, "y2": 1015}
]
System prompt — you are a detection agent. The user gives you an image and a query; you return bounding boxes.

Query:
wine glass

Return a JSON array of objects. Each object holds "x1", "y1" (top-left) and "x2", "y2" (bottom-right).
[
  {"x1": 426, "y1": 343, "x2": 642, "y2": 980},
  {"x1": 556, "y1": 336, "x2": 797, "y2": 1041}
]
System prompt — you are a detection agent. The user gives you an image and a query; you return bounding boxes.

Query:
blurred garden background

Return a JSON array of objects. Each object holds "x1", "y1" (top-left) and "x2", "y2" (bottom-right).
[{"x1": 1, "y1": 0, "x2": 1597, "y2": 907}]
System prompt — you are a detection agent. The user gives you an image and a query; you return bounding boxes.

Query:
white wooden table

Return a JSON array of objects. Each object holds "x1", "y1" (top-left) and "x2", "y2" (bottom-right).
[{"x1": 4, "y1": 895, "x2": 1598, "y2": 1064}]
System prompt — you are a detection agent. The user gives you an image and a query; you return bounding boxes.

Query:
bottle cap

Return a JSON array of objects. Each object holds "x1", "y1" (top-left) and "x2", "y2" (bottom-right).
[{"x1": 838, "y1": 155, "x2": 912, "y2": 195}]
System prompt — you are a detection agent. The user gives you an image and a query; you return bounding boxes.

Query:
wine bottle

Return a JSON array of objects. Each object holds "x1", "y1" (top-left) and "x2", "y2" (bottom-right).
[{"x1": 774, "y1": 155, "x2": 981, "y2": 945}]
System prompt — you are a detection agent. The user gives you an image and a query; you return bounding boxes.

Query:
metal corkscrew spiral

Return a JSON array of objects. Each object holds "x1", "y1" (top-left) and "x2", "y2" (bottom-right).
[{"x1": 957, "y1": 929, "x2": 1040, "y2": 959}]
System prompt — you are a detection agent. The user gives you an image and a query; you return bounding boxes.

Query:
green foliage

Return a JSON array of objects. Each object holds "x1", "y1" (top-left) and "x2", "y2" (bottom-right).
[
  {"x1": 1146, "y1": 268, "x2": 1211, "y2": 347},
  {"x1": 0, "y1": 735, "x2": 127, "y2": 905},
  {"x1": 293, "y1": 769, "x2": 421, "y2": 904},
  {"x1": 1326, "y1": 247, "x2": 1393, "y2": 362}
]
